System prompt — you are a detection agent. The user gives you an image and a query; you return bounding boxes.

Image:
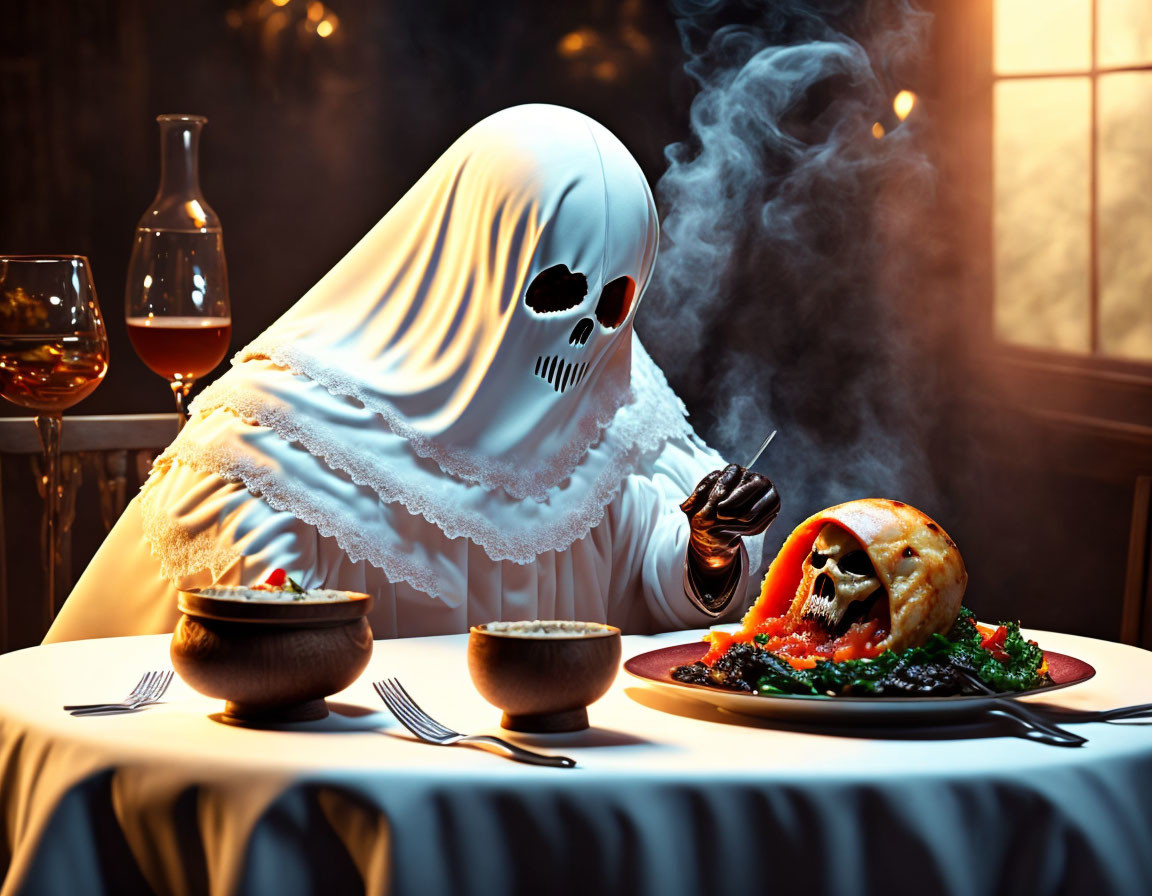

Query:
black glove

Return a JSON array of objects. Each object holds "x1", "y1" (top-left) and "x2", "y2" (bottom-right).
[{"x1": 679, "y1": 464, "x2": 780, "y2": 610}]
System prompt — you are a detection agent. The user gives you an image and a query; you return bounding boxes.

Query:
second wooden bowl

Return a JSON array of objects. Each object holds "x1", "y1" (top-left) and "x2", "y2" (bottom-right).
[{"x1": 467, "y1": 621, "x2": 622, "y2": 732}]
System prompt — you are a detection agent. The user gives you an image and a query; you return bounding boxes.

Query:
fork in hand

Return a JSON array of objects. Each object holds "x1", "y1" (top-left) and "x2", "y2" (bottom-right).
[
  {"x1": 373, "y1": 678, "x2": 576, "y2": 768},
  {"x1": 64, "y1": 670, "x2": 174, "y2": 715}
]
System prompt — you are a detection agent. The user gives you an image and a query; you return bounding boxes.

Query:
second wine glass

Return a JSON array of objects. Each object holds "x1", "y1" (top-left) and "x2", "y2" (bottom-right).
[{"x1": 126, "y1": 114, "x2": 231, "y2": 428}]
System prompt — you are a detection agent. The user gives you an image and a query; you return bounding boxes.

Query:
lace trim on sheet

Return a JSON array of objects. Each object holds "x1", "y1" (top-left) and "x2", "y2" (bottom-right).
[
  {"x1": 230, "y1": 335, "x2": 663, "y2": 502},
  {"x1": 141, "y1": 453, "x2": 454, "y2": 602},
  {"x1": 178, "y1": 344, "x2": 689, "y2": 562},
  {"x1": 144, "y1": 337, "x2": 693, "y2": 596},
  {"x1": 138, "y1": 470, "x2": 246, "y2": 586}
]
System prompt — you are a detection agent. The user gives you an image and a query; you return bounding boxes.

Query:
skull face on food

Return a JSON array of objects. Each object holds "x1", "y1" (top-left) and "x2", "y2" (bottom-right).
[
  {"x1": 723, "y1": 495, "x2": 967, "y2": 654},
  {"x1": 524, "y1": 264, "x2": 637, "y2": 394},
  {"x1": 739, "y1": 499, "x2": 968, "y2": 654},
  {"x1": 798, "y1": 523, "x2": 888, "y2": 635}
]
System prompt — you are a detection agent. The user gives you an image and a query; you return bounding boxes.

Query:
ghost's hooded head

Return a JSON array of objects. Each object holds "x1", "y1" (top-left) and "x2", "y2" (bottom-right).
[{"x1": 249, "y1": 104, "x2": 660, "y2": 489}]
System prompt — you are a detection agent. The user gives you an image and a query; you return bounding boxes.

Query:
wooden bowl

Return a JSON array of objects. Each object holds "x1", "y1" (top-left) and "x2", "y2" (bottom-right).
[
  {"x1": 171, "y1": 588, "x2": 374, "y2": 724},
  {"x1": 467, "y1": 621, "x2": 622, "y2": 732}
]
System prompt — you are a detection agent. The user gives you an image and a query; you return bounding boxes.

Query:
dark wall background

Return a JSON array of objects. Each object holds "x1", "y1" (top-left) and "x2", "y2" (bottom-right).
[{"x1": 2, "y1": 0, "x2": 1149, "y2": 648}]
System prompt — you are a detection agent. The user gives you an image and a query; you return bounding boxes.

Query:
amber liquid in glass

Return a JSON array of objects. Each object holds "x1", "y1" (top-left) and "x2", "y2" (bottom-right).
[
  {"x1": 126, "y1": 316, "x2": 231, "y2": 382},
  {"x1": 0, "y1": 332, "x2": 109, "y2": 412}
]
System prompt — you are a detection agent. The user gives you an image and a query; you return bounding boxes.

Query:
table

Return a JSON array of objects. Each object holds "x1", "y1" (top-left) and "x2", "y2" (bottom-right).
[{"x1": 2, "y1": 630, "x2": 1152, "y2": 896}]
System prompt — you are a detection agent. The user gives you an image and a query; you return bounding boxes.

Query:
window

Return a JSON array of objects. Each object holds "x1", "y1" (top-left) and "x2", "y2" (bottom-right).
[{"x1": 993, "y1": 0, "x2": 1152, "y2": 363}]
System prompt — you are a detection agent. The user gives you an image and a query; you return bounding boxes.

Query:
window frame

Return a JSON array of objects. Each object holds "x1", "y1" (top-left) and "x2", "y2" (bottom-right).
[
  {"x1": 992, "y1": 0, "x2": 1152, "y2": 363},
  {"x1": 938, "y1": 0, "x2": 1152, "y2": 439}
]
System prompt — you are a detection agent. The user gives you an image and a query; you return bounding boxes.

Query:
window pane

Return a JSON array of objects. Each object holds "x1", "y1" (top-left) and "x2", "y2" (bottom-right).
[
  {"x1": 994, "y1": 79, "x2": 1091, "y2": 353},
  {"x1": 995, "y1": 0, "x2": 1091, "y2": 75},
  {"x1": 1099, "y1": 0, "x2": 1152, "y2": 67},
  {"x1": 1098, "y1": 72, "x2": 1152, "y2": 362}
]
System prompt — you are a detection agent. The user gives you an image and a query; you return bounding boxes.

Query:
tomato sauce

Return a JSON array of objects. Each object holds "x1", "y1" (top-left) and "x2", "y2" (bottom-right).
[{"x1": 702, "y1": 615, "x2": 888, "y2": 669}]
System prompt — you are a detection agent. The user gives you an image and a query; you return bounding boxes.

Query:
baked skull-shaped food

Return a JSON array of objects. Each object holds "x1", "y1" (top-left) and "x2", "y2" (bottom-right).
[
  {"x1": 797, "y1": 523, "x2": 886, "y2": 632},
  {"x1": 740, "y1": 499, "x2": 967, "y2": 654}
]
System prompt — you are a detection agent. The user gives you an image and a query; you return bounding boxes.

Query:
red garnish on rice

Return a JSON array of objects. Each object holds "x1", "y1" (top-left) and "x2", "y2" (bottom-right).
[{"x1": 252, "y1": 568, "x2": 288, "y2": 591}]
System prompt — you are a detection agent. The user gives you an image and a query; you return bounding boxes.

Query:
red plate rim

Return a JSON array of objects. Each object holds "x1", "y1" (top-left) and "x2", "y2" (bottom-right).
[{"x1": 624, "y1": 641, "x2": 1096, "y2": 704}]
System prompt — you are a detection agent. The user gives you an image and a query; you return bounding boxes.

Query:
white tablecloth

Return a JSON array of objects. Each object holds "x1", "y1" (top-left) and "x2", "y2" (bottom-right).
[{"x1": 2, "y1": 630, "x2": 1152, "y2": 896}]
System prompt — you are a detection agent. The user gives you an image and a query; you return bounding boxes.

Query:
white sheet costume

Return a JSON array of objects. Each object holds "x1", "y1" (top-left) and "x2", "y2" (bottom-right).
[{"x1": 46, "y1": 105, "x2": 764, "y2": 643}]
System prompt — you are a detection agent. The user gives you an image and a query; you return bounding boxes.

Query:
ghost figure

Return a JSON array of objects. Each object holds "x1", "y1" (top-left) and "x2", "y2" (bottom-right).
[{"x1": 47, "y1": 104, "x2": 779, "y2": 643}]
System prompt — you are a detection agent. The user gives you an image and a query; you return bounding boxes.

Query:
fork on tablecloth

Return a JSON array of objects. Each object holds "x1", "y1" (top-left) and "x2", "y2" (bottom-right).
[
  {"x1": 952, "y1": 668, "x2": 1086, "y2": 746},
  {"x1": 373, "y1": 678, "x2": 576, "y2": 768},
  {"x1": 64, "y1": 670, "x2": 174, "y2": 715}
]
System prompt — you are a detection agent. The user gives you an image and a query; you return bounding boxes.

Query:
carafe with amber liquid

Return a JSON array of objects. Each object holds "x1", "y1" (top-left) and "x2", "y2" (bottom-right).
[{"x1": 126, "y1": 114, "x2": 231, "y2": 427}]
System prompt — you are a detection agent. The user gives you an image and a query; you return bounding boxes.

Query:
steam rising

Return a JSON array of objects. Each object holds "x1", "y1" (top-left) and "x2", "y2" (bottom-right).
[{"x1": 641, "y1": 0, "x2": 950, "y2": 558}]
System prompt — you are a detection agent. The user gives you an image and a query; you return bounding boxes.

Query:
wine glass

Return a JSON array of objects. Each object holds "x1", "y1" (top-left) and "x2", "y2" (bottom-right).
[
  {"x1": 125, "y1": 114, "x2": 231, "y2": 428},
  {"x1": 0, "y1": 255, "x2": 109, "y2": 621}
]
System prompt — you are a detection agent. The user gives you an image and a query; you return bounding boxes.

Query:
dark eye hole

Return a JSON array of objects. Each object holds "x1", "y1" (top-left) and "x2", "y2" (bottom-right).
[
  {"x1": 810, "y1": 551, "x2": 828, "y2": 570},
  {"x1": 839, "y1": 550, "x2": 875, "y2": 577},
  {"x1": 525, "y1": 264, "x2": 588, "y2": 314},
  {"x1": 595, "y1": 276, "x2": 635, "y2": 329}
]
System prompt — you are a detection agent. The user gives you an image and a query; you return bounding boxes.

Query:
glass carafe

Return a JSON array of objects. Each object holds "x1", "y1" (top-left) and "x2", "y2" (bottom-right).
[{"x1": 126, "y1": 114, "x2": 231, "y2": 427}]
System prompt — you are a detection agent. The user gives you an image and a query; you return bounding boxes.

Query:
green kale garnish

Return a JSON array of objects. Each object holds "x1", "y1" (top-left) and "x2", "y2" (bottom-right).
[{"x1": 672, "y1": 607, "x2": 1049, "y2": 698}]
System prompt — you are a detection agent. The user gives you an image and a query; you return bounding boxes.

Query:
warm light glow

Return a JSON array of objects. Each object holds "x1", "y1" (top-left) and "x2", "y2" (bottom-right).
[
  {"x1": 271, "y1": 0, "x2": 290, "y2": 6},
  {"x1": 871, "y1": 122, "x2": 886, "y2": 139},
  {"x1": 307, "y1": 1, "x2": 325, "y2": 21},
  {"x1": 184, "y1": 200, "x2": 207, "y2": 229},
  {"x1": 593, "y1": 60, "x2": 618, "y2": 81},
  {"x1": 621, "y1": 25, "x2": 651, "y2": 57},
  {"x1": 893, "y1": 90, "x2": 916, "y2": 121},
  {"x1": 1099, "y1": 0, "x2": 1152, "y2": 67},
  {"x1": 994, "y1": 78, "x2": 1091, "y2": 352},
  {"x1": 995, "y1": 0, "x2": 1089, "y2": 75},
  {"x1": 558, "y1": 31, "x2": 586, "y2": 56},
  {"x1": 316, "y1": 18, "x2": 335, "y2": 37},
  {"x1": 1098, "y1": 71, "x2": 1152, "y2": 360}
]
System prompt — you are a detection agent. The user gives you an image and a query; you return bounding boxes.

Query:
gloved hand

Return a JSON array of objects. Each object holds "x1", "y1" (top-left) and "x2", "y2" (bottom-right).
[{"x1": 680, "y1": 464, "x2": 780, "y2": 609}]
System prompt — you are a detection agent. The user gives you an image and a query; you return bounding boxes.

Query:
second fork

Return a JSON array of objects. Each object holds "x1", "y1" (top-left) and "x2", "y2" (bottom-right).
[
  {"x1": 67, "y1": 670, "x2": 174, "y2": 715},
  {"x1": 374, "y1": 678, "x2": 577, "y2": 768}
]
